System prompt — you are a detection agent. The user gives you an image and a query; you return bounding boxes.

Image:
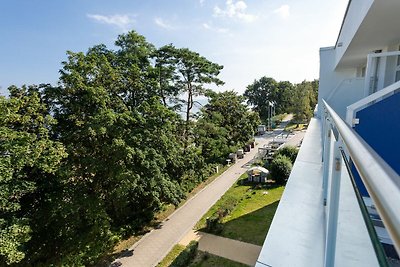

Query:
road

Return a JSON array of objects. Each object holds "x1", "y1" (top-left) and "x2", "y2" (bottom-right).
[{"x1": 112, "y1": 116, "x2": 293, "y2": 267}]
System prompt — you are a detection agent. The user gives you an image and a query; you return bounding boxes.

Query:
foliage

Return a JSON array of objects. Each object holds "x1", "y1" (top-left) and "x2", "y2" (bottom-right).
[
  {"x1": 0, "y1": 28, "x2": 317, "y2": 265},
  {"x1": 291, "y1": 81, "x2": 316, "y2": 123},
  {"x1": 157, "y1": 244, "x2": 186, "y2": 267},
  {"x1": 0, "y1": 85, "x2": 67, "y2": 265},
  {"x1": 244, "y1": 77, "x2": 278, "y2": 120},
  {"x1": 152, "y1": 45, "x2": 224, "y2": 147},
  {"x1": 271, "y1": 113, "x2": 287, "y2": 126},
  {"x1": 205, "y1": 194, "x2": 239, "y2": 234},
  {"x1": 190, "y1": 251, "x2": 248, "y2": 267},
  {"x1": 284, "y1": 122, "x2": 307, "y2": 132},
  {"x1": 169, "y1": 241, "x2": 198, "y2": 267},
  {"x1": 275, "y1": 146, "x2": 299, "y2": 163},
  {"x1": 270, "y1": 155, "x2": 293, "y2": 185},
  {"x1": 0, "y1": 29, "x2": 232, "y2": 266},
  {"x1": 195, "y1": 91, "x2": 260, "y2": 164},
  {"x1": 244, "y1": 77, "x2": 318, "y2": 124},
  {"x1": 244, "y1": 77, "x2": 293, "y2": 120}
]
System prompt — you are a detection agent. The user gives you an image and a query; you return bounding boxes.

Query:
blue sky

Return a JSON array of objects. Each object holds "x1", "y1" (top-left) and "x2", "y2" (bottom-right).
[{"x1": 0, "y1": 0, "x2": 348, "y2": 96}]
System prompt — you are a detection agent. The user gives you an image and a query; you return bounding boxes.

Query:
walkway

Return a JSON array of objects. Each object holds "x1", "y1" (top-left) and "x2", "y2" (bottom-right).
[
  {"x1": 112, "y1": 140, "x2": 274, "y2": 266},
  {"x1": 112, "y1": 116, "x2": 293, "y2": 267},
  {"x1": 180, "y1": 231, "x2": 261, "y2": 266}
]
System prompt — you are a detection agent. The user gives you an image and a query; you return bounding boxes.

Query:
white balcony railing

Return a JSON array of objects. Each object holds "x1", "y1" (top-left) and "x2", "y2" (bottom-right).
[{"x1": 322, "y1": 99, "x2": 400, "y2": 266}]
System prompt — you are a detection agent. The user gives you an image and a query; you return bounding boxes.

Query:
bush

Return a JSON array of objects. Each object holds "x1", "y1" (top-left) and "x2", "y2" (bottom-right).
[
  {"x1": 275, "y1": 146, "x2": 298, "y2": 163},
  {"x1": 270, "y1": 155, "x2": 293, "y2": 185},
  {"x1": 170, "y1": 241, "x2": 198, "y2": 267},
  {"x1": 205, "y1": 194, "x2": 239, "y2": 233}
]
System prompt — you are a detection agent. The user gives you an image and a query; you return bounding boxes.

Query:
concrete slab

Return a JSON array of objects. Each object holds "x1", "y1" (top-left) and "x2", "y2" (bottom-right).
[{"x1": 196, "y1": 231, "x2": 261, "y2": 266}]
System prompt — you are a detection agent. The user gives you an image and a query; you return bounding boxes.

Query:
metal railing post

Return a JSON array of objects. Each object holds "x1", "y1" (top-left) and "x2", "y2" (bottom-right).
[
  {"x1": 322, "y1": 118, "x2": 331, "y2": 206},
  {"x1": 321, "y1": 111, "x2": 326, "y2": 157},
  {"x1": 324, "y1": 140, "x2": 342, "y2": 267}
]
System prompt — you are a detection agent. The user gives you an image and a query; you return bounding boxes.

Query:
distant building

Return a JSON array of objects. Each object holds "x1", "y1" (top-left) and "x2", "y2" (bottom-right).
[{"x1": 256, "y1": 1, "x2": 400, "y2": 266}]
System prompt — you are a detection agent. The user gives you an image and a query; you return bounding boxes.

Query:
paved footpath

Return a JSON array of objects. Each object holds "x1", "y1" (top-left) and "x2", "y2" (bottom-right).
[
  {"x1": 180, "y1": 230, "x2": 262, "y2": 266},
  {"x1": 112, "y1": 135, "x2": 276, "y2": 267}
]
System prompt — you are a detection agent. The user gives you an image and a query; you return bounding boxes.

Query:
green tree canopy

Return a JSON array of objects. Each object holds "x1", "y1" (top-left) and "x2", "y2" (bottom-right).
[
  {"x1": 244, "y1": 77, "x2": 278, "y2": 120},
  {"x1": 0, "y1": 29, "x2": 254, "y2": 266},
  {"x1": 291, "y1": 81, "x2": 314, "y2": 123},
  {"x1": 195, "y1": 91, "x2": 260, "y2": 163},
  {"x1": 0, "y1": 85, "x2": 66, "y2": 265},
  {"x1": 244, "y1": 77, "x2": 318, "y2": 124}
]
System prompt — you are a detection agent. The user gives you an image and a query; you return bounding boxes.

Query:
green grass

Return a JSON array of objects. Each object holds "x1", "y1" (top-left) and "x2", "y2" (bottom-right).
[
  {"x1": 157, "y1": 244, "x2": 186, "y2": 267},
  {"x1": 284, "y1": 122, "x2": 306, "y2": 131},
  {"x1": 190, "y1": 251, "x2": 248, "y2": 267},
  {"x1": 195, "y1": 174, "x2": 284, "y2": 245},
  {"x1": 272, "y1": 113, "x2": 287, "y2": 123}
]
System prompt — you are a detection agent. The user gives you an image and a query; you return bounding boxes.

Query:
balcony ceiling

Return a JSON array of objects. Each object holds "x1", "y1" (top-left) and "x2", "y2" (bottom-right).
[{"x1": 337, "y1": 0, "x2": 400, "y2": 68}]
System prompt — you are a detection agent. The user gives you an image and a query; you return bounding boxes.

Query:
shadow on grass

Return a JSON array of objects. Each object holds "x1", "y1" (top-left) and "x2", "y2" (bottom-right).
[
  {"x1": 236, "y1": 178, "x2": 282, "y2": 190},
  {"x1": 199, "y1": 200, "x2": 280, "y2": 246}
]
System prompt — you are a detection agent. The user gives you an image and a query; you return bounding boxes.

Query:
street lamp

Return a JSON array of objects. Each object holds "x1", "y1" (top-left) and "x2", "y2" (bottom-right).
[{"x1": 267, "y1": 101, "x2": 275, "y2": 131}]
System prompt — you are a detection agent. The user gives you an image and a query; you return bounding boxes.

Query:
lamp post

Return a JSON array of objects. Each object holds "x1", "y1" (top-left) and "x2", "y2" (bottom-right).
[{"x1": 267, "y1": 102, "x2": 275, "y2": 131}]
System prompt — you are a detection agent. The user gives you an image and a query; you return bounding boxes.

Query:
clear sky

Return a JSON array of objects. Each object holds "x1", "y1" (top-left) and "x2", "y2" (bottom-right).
[{"x1": 0, "y1": 0, "x2": 348, "y2": 95}]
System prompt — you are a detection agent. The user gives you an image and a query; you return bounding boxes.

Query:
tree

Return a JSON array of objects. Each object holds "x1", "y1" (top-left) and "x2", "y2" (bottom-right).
[
  {"x1": 274, "y1": 146, "x2": 299, "y2": 163},
  {"x1": 310, "y1": 79, "x2": 319, "y2": 108},
  {"x1": 152, "y1": 44, "x2": 181, "y2": 108},
  {"x1": 244, "y1": 77, "x2": 279, "y2": 120},
  {"x1": 153, "y1": 46, "x2": 224, "y2": 146},
  {"x1": 114, "y1": 31, "x2": 157, "y2": 108},
  {"x1": 38, "y1": 31, "x2": 187, "y2": 264},
  {"x1": 270, "y1": 154, "x2": 293, "y2": 185},
  {"x1": 292, "y1": 81, "x2": 314, "y2": 123},
  {"x1": 276, "y1": 81, "x2": 295, "y2": 114},
  {"x1": 195, "y1": 91, "x2": 260, "y2": 163},
  {"x1": 0, "y1": 85, "x2": 66, "y2": 265},
  {"x1": 1, "y1": 30, "x2": 231, "y2": 265}
]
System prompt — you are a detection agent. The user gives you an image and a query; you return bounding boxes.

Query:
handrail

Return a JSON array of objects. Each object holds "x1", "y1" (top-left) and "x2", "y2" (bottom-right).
[{"x1": 323, "y1": 99, "x2": 400, "y2": 255}]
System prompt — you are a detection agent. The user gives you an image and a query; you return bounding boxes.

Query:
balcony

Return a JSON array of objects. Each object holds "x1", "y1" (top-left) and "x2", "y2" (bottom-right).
[{"x1": 256, "y1": 98, "x2": 400, "y2": 266}]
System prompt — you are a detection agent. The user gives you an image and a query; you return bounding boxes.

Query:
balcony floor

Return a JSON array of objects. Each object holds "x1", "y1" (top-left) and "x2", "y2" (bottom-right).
[{"x1": 256, "y1": 117, "x2": 325, "y2": 267}]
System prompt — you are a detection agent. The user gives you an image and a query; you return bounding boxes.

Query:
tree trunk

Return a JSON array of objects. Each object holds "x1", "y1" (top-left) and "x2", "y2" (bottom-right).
[{"x1": 184, "y1": 83, "x2": 193, "y2": 149}]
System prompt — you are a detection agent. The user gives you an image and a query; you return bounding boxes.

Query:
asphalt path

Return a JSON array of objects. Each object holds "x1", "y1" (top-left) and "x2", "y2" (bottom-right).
[{"x1": 112, "y1": 116, "x2": 293, "y2": 267}]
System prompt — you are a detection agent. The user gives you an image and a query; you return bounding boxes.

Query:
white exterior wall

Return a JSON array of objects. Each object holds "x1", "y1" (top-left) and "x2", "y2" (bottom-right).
[
  {"x1": 318, "y1": 47, "x2": 360, "y2": 119},
  {"x1": 335, "y1": 0, "x2": 374, "y2": 68}
]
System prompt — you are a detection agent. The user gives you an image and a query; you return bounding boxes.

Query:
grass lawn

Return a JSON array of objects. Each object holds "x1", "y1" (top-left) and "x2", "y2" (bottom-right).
[
  {"x1": 190, "y1": 251, "x2": 247, "y2": 267},
  {"x1": 158, "y1": 246, "x2": 246, "y2": 267},
  {"x1": 272, "y1": 113, "x2": 287, "y2": 124},
  {"x1": 195, "y1": 174, "x2": 284, "y2": 246},
  {"x1": 284, "y1": 122, "x2": 307, "y2": 131},
  {"x1": 157, "y1": 244, "x2": 186, "y2": 267}
]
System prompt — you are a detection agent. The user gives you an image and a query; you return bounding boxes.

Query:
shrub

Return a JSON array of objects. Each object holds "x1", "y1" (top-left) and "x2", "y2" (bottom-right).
[
  {"x1": 275, "y1": 146, "x2": 298, "y2": 163},
  {"x1": 170, "y1": 241, "x2": 198, "y2": 267},
  {"x1": 270, "y1": 155, "x2": 293, "y2": 185},
  {"x1": 205, "y1": 194, "x2": 239, "y2": 233}
]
